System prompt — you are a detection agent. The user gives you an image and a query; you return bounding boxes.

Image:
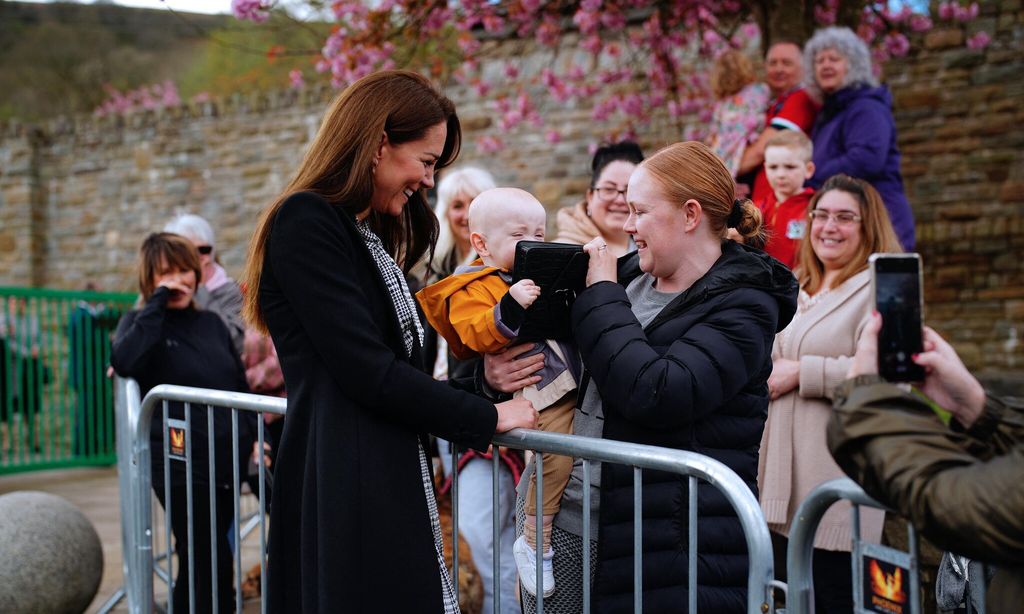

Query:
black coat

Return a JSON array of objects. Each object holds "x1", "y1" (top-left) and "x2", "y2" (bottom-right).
[
  {"x1": 260, "y1": 192, "x2": 498, "y2": 613},
  {"x1": 573, "y1": 241, "x2": 797, "y2": 613},
  {"x1": 110, "y1": 288, "x2": 254, "y2": 488}
]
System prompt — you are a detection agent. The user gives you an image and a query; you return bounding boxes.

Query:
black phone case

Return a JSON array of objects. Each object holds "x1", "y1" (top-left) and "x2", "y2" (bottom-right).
[{"x1": 511, "y1": 241, "x2": 589, "y2": 341}]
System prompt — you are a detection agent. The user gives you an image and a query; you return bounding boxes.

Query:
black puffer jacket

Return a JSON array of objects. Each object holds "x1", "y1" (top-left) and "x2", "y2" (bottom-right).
[{"x1": 572, "y1": 240, "x2": 797, "y2": 613}]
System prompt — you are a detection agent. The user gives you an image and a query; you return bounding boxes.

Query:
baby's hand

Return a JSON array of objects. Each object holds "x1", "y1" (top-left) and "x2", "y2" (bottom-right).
[{"x1": 509, "y1": 279, "x2": 541, "y2": 308}]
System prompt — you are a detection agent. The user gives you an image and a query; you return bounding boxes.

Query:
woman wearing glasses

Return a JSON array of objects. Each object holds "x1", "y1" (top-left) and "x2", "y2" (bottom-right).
[
  {"x1": 757, "y1": 174, "x2": 902, "y2": 613},
  {"x1": 553, "y1": 141, "x2": 644, "y2": 257}
]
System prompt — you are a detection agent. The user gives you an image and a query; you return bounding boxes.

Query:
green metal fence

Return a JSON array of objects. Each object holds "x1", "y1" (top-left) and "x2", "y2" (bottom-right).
[{"x1": 0, "y1": 287, "x2": 137, "y2": 474}]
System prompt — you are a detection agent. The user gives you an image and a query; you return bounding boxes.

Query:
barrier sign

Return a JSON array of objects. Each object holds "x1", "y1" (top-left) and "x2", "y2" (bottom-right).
[
  {"x1": 167, "y1": 419, "x2": 187, "y2": 461},
  {"x1": 863, "y1": 555, "x2": 909, "y2": 614}
]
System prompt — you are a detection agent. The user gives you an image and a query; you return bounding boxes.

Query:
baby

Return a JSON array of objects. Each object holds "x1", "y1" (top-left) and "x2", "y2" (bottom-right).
[{"x1": 416, "y1": 187, "x2": 579, "y2": 598}]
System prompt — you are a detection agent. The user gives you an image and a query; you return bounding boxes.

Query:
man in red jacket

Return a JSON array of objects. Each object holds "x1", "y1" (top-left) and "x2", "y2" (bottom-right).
[{"x1": 737, "y1": 40, "x2": 820, "y2": 203}]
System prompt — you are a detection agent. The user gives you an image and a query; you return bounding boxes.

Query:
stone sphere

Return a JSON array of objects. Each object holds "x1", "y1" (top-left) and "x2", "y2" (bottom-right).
[{"x1": 0, "y1": 491, "x2": 104, "y2": 614}]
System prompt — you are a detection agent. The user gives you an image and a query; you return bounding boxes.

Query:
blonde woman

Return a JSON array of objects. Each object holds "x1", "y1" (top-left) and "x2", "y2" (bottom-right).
[{"x1": 758, "y1": 174, "x2": 903, "y2": 613}]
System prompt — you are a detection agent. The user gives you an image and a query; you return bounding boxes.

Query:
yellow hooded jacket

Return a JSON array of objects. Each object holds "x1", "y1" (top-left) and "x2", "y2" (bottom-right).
[{"x1": 415, "y1": 260, "x2": 518, "y2": 361}]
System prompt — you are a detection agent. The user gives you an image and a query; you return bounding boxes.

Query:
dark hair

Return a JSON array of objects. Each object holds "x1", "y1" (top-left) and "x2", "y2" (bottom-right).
[
  {"x1": 243, "y1": 70, "x2": 461, "y2": 332},
  {"x1": 137, "y1": 233, "x2": 201, "y2": 301},
  {"x1": 590, "y1": 141, "x2": 644, "y2": 186},
  {"x1": 796, "y1": 174, "x2": 902, "y2": 294}
]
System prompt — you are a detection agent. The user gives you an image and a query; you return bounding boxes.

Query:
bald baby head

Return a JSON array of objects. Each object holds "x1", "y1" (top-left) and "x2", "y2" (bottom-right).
[{"x1": 468, "y1": 187, "x2": 547, "y2": 271}]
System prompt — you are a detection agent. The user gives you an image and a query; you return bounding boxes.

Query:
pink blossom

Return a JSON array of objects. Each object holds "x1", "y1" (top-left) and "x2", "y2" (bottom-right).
[
  {"x1": 566, "y1": 64, "x2": 586, "y2": 81},
  {"x1": 815, "y1": 0, "x2": 838, "y2": 26},
  {"x1": 232, "y1": 0, "x2": 269, "y2": 23},
  {"x1": 601, "y1": 10, "x2": 627, "y2": 31},
  {"x1": 473, "y1": 80, "x2": 491, "y2": 97},
  {"x1": 938, "y1": 2, "x2": 955, "y2": 20},
  {"x1": 908, "y1": 14, "x2": 933, "y2": 33},
  {"x1": 504, "y1": 63, "x2": 519, "y2": 79},
  {"x1": 289, "y1": 69, "x2": 305, "y2": 90},
  {"x1": 572, "y1": 9, "x2": 601, "y2": 35},
  {"x1": 581, "y1": 35, "x2": 603, "y2": 54},
  {"x1": 535, "y1": 18, "x2": 560, "y2": 47},
  {"x1": 884, "y1": 33, "x2": 911, "y2": 57},
  {"x1": 482, "y1": 14, "x2": 505, "y2": 34},
  {"x1": 191, "y1": 91, "x2": 212, "y2": 104},
  {"x1": 966, "y1": 31, "x2": 991, "y2": 49},
  {"x1": 545, "y1": 130, "x2": 561, "y2": 144},
  {"x1": 457, "y1": 35, "x2": 481, "y2": 55},
  {"x1": 422, "y1": 9, "x2": 452, "y2": 33},
  {"x1": 621, "y1": 93, "x2": 645, "y2": 117},
  {"x1": 476, "y1": 135, "x2": 504, "y2": 154},
  {"x1": 93, "y1": 81, "x2": 181, "y2": 116}
]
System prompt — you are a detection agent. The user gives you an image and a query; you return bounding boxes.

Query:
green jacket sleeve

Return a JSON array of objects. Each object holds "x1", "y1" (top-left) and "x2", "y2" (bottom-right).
[{"x1": 826, "y1": 376, "x2": 1024, "y2": 566}]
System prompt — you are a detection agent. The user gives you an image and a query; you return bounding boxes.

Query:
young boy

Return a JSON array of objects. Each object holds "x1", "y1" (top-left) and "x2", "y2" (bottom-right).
[
  {"x1": 759, "y1": 130, "x2": 816, "y2": 269},
  {"x1": 416, "y1": 188, "x2": 579, "y2": 598}
]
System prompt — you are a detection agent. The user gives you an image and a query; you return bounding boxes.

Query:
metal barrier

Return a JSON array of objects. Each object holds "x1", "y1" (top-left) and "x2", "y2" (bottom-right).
[
  {"x1": 786, "y1": 478, "x2": 938, "y2": 614},
  {"x1": 0, "y1": 287, "x2": 135, "y2": 473},
  {"x1": 114, "y1": 378, "x2": 286, "y2": 614},
  {"x1": 113, "y1": 379, "x2": 779, "y2": 613},
  {"x1": 452, "y1": 428, "x2": 780, "y2": 614}
]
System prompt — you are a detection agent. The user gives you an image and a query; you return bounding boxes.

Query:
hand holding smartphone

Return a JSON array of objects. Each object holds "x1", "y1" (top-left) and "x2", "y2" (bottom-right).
[{"x1": 869, "y1": 253, "x2": 925, "y2": 382}]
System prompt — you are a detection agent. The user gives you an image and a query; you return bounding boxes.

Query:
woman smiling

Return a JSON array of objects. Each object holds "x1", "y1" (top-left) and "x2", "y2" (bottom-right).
[
  {"x1": 759, "y1": 174, "x2": 902, "y2": 613},
  {"x1": 516, "y1": 141, "x2": 797, "y2": 613},
  {"x1": 242, "y1": 70, "x2": 537, "y2": 612}
]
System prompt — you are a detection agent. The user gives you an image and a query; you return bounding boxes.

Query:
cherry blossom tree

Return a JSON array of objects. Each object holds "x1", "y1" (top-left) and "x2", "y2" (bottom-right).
[{"x1": 230, "y1": 0, "x2": 987, "y2": 150}]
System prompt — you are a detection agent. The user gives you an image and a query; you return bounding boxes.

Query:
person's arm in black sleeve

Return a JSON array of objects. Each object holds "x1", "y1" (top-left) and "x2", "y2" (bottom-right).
[
  {"x1": 572, "y1": 281, "x2": 777, "y2": 429},
  {"x1": 267, "y1": 194, "x2": 496, "y2": 451},
  {"x1": 110, "y1": 287, "x2": 171, "y2": 378}
]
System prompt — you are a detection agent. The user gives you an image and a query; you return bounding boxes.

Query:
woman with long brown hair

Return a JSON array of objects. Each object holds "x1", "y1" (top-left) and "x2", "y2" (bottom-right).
[
  {"x1": 758, "y1": 175, "x2": 902, "y2": 612},
  {"x1": 242, "y1": 70, "x2": 537, "y2": 612}
]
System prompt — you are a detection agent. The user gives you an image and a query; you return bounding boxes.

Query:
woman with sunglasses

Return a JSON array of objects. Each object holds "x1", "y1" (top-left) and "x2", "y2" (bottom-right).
[
  {"x1": 164, "y1": 213, "x2": 245, "y2": 358},
  {"x1": 758, "y1": 174, "x2": 902, "y2": 612},
  {"x1": 553, "y1": 141, "x2": 644, "y2": 257}
]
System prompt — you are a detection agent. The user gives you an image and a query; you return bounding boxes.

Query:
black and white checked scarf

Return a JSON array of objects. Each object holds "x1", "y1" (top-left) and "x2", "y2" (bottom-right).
[
  {"x1": 355, "y1": 218, "x2": 458, "y2": 613},
  {"x1": 354, "y1": 219, "x2": 424, "y2": 359}
]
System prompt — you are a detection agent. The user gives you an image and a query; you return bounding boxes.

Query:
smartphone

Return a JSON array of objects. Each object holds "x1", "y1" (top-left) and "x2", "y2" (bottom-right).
[{"x1": 869, "y1": 253, "x2": 925, "y2": 382}]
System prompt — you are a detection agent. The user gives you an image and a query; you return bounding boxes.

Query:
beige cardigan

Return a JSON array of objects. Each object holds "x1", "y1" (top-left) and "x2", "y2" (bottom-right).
[
  {"x1": 553, "y1": 201, "x2": 601, "y2": 245},
  {"x1": 757, "y1": 269, "x2": 884, "y2": 551}
]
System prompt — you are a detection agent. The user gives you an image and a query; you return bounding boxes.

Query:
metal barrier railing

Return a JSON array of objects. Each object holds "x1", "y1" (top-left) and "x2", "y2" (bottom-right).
[
  {"x1": 786, "y1": 478, "x2": 936, "y2": 614},
  {"x1": 114, "y1": 379, "x2": 780, "y2": 613},
  {"x1": 115, "y1": 379, "x2": 286, "y2": 614},
  {"x1": 0, "y1": 287, "x2": 135, "y2": 474},
  {"x1": 466, "y1": 429, "x2": 780, "y2": 614}
]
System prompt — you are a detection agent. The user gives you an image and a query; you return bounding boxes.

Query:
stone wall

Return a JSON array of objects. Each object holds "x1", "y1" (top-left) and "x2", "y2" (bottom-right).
[{"x1": 1, "y1": 1, "x2": 1022, "y2": 378}]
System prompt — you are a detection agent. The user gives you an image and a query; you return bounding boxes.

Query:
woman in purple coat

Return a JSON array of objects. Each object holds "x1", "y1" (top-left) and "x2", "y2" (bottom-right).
[{"x1": 805, "y1": 26, "x2": 916, "y2": 250}]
